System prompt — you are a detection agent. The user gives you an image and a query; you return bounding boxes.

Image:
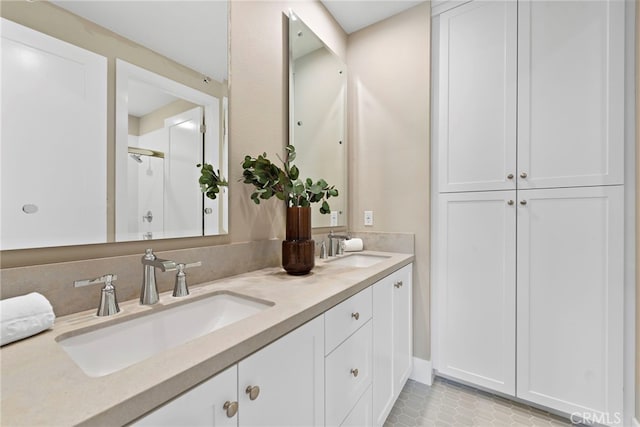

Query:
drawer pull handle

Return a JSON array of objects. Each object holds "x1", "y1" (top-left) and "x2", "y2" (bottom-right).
[
  {"x1": 223, "y1": 401, "x2": 238, "y2": 417},
  {"x1": 351, "y1": 312, "x2": 360, "y2": 320},
  {"x1": 246, "y1": 385, "x2": 260, "y2": 401},
  {"x1": 394, "y1": 281, "x2": 403, "y2": 288},
  {"x1": 350, "y1": 368, "x2": 359, "y2": 377}
]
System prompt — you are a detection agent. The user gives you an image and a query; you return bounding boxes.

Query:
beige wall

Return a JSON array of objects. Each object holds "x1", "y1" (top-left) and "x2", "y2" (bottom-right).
[{"x1": 347, "y1": 3, "x2": 431, "y2": 360}]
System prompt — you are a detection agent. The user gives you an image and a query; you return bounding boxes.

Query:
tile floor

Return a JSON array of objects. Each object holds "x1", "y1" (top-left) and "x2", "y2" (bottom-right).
[{"x1": 384, "y1": 378, "x2": 575, "y2": 427}]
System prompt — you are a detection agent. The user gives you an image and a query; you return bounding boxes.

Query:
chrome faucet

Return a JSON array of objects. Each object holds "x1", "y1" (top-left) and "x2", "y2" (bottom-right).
[
  {"x1": 141, "y1": 248, "x2": 177, "y2": 305},
  {"x1": 327, "y1": 230, "x2": 350, "y2": 256}
]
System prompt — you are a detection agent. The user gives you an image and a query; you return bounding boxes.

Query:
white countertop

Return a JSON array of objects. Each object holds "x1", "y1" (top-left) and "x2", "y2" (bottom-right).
[{"x1": 0, "y1": 251, "x2": 413, "y2": 426}]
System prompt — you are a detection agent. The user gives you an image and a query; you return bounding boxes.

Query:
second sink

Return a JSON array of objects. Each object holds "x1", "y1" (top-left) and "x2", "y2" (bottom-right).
[{"x1": 57, "y1": 292, "x2": 273, "y2": 377}]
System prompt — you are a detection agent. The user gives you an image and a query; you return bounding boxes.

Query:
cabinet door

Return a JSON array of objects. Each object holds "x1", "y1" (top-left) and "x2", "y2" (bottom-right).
[
  {"x1": 372, "y1": 275, "x2": 394, "y2": 426},
  {"x1": 516, "y1": 186, "x2": 623, "y2": 417},
  {"x1": 392, "y1": 265, "x2": 413, "y2": 395},
  {"x1": 517, "y1": 0, "x2": 624, "y2": 189},
  {"x1": 133, "y1": 365, "x2": 238, "y2": 427},
  {"x1": 438, "y1": 1, "x2": 517, "y2": 193},
  {"x1": 436, "y1": 191, "x2": 516, "y2": 395},
  {"x1": 372, "y1": 264, "x2": 413, "y2": 426},
  {"x1": 341, "y1": 385, "x2": 372, "y2": 427},
  {"x1": 238, "y1": 316, "x2": 324, "y2": 427}
]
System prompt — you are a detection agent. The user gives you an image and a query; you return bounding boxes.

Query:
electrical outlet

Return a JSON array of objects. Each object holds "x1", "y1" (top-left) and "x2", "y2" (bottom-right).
[
  {"x1": 330, "y1": 211, "x2": 338, "y2": 226},
  {"x1": 364, "y1": 210, "x2": 374, "y2": 226}
]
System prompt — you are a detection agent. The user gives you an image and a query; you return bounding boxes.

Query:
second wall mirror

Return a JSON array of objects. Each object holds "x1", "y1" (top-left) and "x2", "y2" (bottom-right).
[{"x1": 289, "y1": 11, "x2": 347, "y2": 228}]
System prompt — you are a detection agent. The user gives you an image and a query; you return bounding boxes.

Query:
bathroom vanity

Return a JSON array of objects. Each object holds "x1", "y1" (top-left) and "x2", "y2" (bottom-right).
[{"x1": 0, "y1": 251, "x2": 413, "y2": 426}]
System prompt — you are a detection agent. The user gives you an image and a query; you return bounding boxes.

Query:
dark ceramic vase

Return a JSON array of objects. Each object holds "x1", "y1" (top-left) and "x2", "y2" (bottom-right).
[{"x1": 282, "y1": 206, "x2": 315, "y2": 275}]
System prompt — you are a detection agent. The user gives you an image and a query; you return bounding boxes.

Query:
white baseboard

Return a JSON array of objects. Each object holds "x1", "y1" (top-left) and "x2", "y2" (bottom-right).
[
  {"x1": 409, "y1": 357, "x2": 434, "y2": 386},
  {"x1": 632, "y1": 416, "x2": 640, "y2": 427}
]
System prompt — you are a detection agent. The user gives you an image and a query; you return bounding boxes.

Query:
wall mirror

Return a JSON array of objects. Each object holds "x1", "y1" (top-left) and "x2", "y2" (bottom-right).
[
  {"x1": 0, "y1": 0, "x2": 228, "y2": 251},
  {"x1": 289, "y1": 11, "x2": 347, "y2": 228}
]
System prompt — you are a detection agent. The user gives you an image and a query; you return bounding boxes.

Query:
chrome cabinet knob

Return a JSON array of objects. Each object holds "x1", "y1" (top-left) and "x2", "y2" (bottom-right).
[
  {"x1": 520, "y1": 172, "x2": 528, "y2": 179},
  {"x1": 394, "y1": 281, "x2": 403, "y2": 288},
  {"x1": 351, "y1": 312, "x2": 360, "y2": 320},
  {"x1": 223, "y1": 401, "x2": 238, "y2": 418},
  {"x1": 350, "y1": 368, "x2": 359, "y2": 377},
  {"x1": 246, "y1": 385, "x2": 260, "y2": 401},
  {"x1": 507, "y1": 173, "x2": 514, "y2": 180},
  {"x1": 507, "y1": 200, "x2": 514, "y2": 206},
  {"x1": 520, "y1": 200, "x2": 527, "y2": 205}
]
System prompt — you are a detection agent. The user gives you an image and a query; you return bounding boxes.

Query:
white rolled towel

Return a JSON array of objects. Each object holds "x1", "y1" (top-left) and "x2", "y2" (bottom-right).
[
  {"x1": 343, "y1": 238, "x2": 364, "y2": 252},
  {"x1": 1, "y1": 292, "x2": 55, "y2": 346}
]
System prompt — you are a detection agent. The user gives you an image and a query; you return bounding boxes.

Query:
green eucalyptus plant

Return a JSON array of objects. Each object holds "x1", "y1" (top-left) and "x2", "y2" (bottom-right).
[
  {"x1": 196, "y1": 163, "x2": 228, "y2": 200},
  {"x1": 241, "y1": 145, "x2": 338, "y2": 214}
]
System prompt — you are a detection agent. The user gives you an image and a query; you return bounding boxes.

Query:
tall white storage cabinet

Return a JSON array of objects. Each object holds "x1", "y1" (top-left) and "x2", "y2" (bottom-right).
[{"x1": 434, "y1": 0, "x2": 626, "y2": 423}]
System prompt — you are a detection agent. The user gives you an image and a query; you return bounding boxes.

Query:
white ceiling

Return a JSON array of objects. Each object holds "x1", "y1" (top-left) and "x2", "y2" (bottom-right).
[
  {"x1": 51, "y1": 1, "x2": 228, "y2": 83},
  {"x1": 320, "y1": 0, "x2": 427, "y2": 34}
]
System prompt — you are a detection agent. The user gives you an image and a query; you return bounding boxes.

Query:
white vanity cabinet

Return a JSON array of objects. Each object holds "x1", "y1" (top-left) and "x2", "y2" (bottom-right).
[
  {"x1": 372, "y1": 264, "x2": 413, "y2": 427},
  {"x1": 134, "y1": 316, "x2": 324, "y2": 427},
  {"x1": 133, "y1": 365, "x2": 238, "y2": 427},
  {"x1": 238, "y1": 315, "x2": 324, "y2": 427},
  {"x1": 135, "y1": 263, "x2": 414, "y2": 427}
]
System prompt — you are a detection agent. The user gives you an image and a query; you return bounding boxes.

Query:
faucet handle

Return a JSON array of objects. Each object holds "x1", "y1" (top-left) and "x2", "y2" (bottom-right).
[
  {"x1": 183, "y1": 261, "x2": 202, "y2": 269},
  {"x1": 320, "y1": 241, "x2": 328, "y2": 259},
  {"x1": 74, "y1": 274, "x2": 120, "y2": 317},
  {"x1": 173, "y1": 262, "x2": 202, "y2": 297},
  {"x1": 74, "y1": 273, "x2": 118, "y2": 288}
]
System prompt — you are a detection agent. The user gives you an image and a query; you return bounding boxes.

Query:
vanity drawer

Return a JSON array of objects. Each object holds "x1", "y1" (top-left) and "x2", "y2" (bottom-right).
[
  {"x1": 325, "y1": 286, "x2": 372, "y2": 354},
  {"x1": 325, "y1": 320, "x2": 373, "y2": 427},
  {"x1": 341, "y1": 384, "x2": 372, "y2": 427}
]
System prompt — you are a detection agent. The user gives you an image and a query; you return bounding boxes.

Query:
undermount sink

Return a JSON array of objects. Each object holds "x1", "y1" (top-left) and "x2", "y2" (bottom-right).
[
  {"x1": 327, "y1": 253, "x2": 390, "y2": 268},
  {"x1": 57, "y1": 292, "x2": 272, "y2": 377}
]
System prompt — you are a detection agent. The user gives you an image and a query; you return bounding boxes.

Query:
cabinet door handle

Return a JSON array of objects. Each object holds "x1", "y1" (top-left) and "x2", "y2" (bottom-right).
[
  {"x1": 507, "y1": 200, "x2": 514, "y2": 206},
  {"x1": 245, "y1": 385, "x2": 260, "y2": 401},
  {"x1": 520, "y1": 200, "x2": 527, "y2": 206},
  {"x1": 507, "y1": 173, "x2": 514, "y2": 180},
  {"x1": 350, "y1": 368, "x2": 359, "y2": 377},
  {"x1": 351, "y1": 312, "x2": 360, "y2": 320},
  {"x1": 394, "y1": 281, "x2": 403, "y2": 288},
  {"x1": 223, "y1": 401, "x2": 238, "y2": 418},
  {"x1": 520, "y1": 172, "x2": 528, "y2": 179}
]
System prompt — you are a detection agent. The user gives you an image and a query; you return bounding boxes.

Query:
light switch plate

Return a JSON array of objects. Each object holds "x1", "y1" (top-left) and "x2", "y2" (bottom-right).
[
  {"x1": 330, "y1": 211, "x2": 338, "y2": 226},
  {"x1": 364, "y1": 210, "x2": 373, "y2": 226}
]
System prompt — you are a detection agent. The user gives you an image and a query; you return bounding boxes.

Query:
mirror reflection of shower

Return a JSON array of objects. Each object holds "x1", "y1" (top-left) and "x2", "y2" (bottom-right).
[
  {"x1": 127, "y1": 146, "x2": 166, "y2": 240},
  {"x1": 116, "y1": 60, "x2": 228, "y2": 242}
]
